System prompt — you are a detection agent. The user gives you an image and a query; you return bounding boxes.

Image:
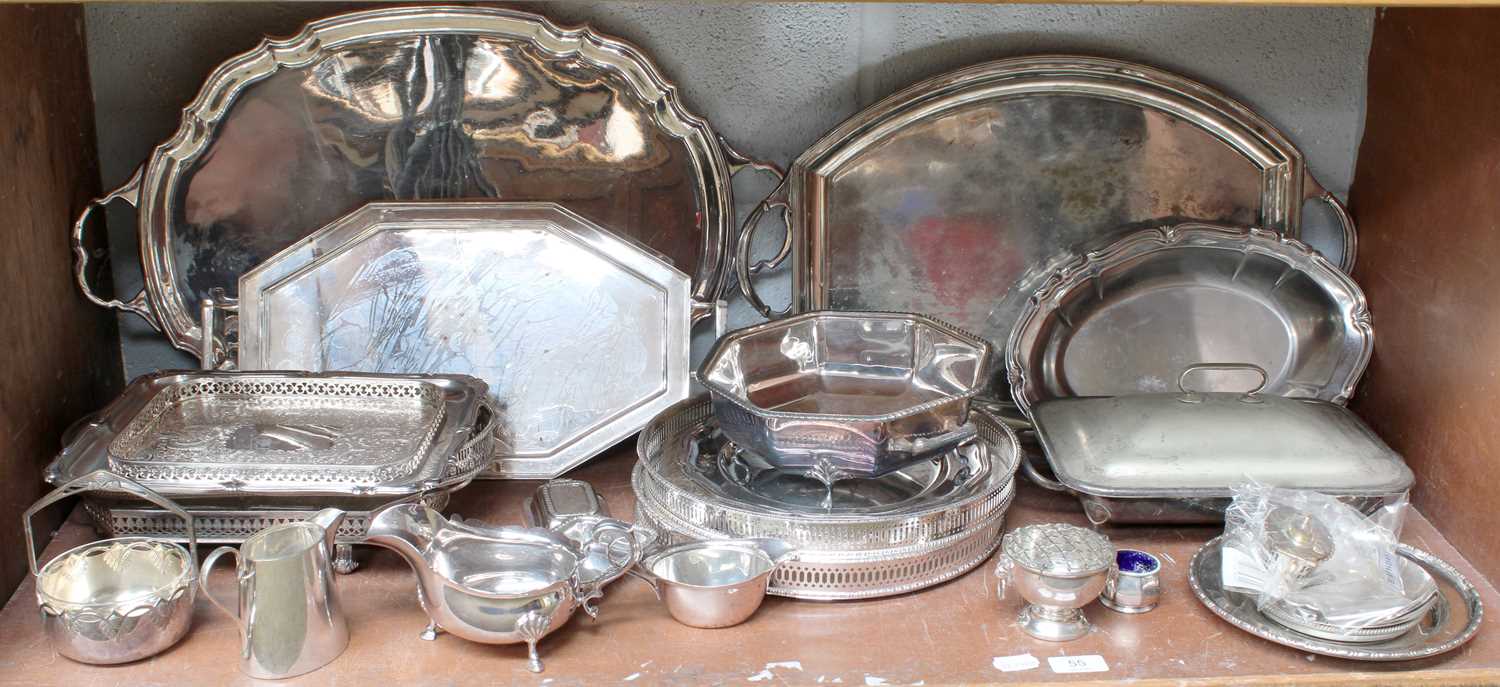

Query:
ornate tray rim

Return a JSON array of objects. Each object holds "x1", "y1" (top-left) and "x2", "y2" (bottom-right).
[
  {"x1": 75, "y1": 5, "x2": 749, "y2": 359},
  {"x1": 46, "y1": 370, "x2": 495, "y2": 497},
  {"x1": 1006, "y1": 223, "x2": 1373, "y2": 418},
  {"x1": 737, "y1": 54, "x2": 1357, "y2": 324},
  {"x1": 236, "y1": 201, "x2": 695, "y2": 480}
]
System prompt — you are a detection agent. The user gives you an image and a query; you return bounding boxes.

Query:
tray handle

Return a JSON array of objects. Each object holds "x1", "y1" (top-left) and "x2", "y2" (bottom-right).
[
  {"x1": 1019, "y1": 449, "x2": 1070, "y2": 493},
  {"x1": 735, "y1": 179, "x2": 793, "y2": 319},
  {"x1": 72, "y1": 166, "x2": 160, "y2": 330},
  {"x1": 24, "y1": 469, "x2": 197, "y2": 578},
  {"x1": 1303, "y1": 173, "x2": 1358, "y2": 273}
]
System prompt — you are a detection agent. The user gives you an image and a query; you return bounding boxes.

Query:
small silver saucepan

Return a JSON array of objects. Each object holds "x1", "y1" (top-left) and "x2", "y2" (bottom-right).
[{"x1": 637, "y1": 538, "x2": 797, "y2": 628}]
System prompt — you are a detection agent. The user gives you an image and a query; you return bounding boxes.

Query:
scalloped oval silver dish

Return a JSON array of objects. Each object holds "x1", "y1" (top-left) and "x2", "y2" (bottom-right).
[
  {"x1": 1190, "y1": 536, "x2": 1483, "y2": 662},
  {"x1": 72, "y1": 6, "x2": 771, "y2": 361},
  {"x1": 737, "y1": 56, "x2": 1357, "y2": 378},
  {"x1": 1007, "y1": 224, "x2": 1373, "y2": 418}
]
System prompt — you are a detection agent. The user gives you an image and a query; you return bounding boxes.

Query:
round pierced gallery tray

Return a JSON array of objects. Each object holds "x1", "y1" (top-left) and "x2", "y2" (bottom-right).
[
  {"x1": 633, "y1": 398, "x2": 1019, "y2": 552},
  {"x1": 634, "y1": 469, "x2": 1012, "y2": 601}
]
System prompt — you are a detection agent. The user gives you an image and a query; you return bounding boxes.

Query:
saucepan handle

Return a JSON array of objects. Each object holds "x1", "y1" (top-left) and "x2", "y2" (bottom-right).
[
  {"x1": 72, "y1": 166, "x2": 159, "y2": 330},
  {"x1": 1303, "y1": 172, "x2": 1358, "y2": 274},
  {"x1": 736, "y1": 178, "x2": 794, "y2": 320},
  {"x1": 23, "y1": 469, "x2": 197, "y2": 577}
]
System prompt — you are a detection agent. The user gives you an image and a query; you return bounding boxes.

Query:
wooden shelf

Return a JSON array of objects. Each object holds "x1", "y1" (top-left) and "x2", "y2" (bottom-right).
[{"x1": 2, "y1": 447, "x2": 1495, "y2": 686}]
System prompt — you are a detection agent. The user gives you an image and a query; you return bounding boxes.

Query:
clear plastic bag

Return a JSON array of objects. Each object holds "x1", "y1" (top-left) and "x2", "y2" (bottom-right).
[{"x1": 1219, "y1": 483, "x2": 1436, "y2": 630}]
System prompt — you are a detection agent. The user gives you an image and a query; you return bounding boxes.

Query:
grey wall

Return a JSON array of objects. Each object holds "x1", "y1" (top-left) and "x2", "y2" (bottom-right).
[{"x1": 86, "y1": 2, "x2": 1374, "y2": 379}]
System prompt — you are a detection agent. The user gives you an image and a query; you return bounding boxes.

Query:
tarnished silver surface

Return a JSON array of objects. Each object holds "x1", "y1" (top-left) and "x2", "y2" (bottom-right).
[
  {"x1": 72, "y1": 6, "x2": 773, "y2": 362},
  {"x1": 635, "y1": 397, "x2": 1018, "y2": 550},
  {"x1": 53, "y1": 371, "x2": 493, "y2": 495},
  {"x1": 25, "y1": 471, "x2": 197, "y2": 665},
  {"x1": 642, "y1": 539, "x2": 795, "y2": 628},
  {"x1": 1190, "y1": 537, "x2": 1484, "y2": 661},
  {"x1": 1009, "y1": 224, "x2": 1373, "y2": 417},
  {"x1": 365, "y1": 502, "x2": 640, "y2": 673},
  {"x1": 200, "y1": 509, "x2": 349, "y2": 679},
  {"x1": 995, "y1": 523, "x2": 1113, "y2": 641},
  {"x1": 1026, "y1": 364, "x2": 1411, "y2": 525},
  {"x1": 738, "y1": 56, "x2": 1357, "y2": 372},
  {"x1": 238, "y1": 202, "x2": 693, "y2": 480},
  {"x1": 700, "y1": 311, "x2": 990, "y2": 481}
]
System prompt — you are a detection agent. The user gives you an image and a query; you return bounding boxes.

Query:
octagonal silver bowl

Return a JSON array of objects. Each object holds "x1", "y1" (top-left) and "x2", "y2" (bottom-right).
[{"x1": 699, "y1": 311, "x2": 990, "y2": 483}]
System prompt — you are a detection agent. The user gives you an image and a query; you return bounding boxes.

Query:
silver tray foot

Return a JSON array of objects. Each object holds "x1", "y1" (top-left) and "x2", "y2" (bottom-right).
[{"x1": 420, "y1": 622, "x2": 443, "y2": 641}]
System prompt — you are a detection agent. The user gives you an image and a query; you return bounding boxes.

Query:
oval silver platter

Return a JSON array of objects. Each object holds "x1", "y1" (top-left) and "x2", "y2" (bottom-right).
[
  {"x1": 73, "y1": 6, "x2": 771, "y2": 360},
  {"x1": 737, "y1": 56, "x2": 1357, "y2": 386},
  {"x1": 1190, "y1": 536, "x2": 1483, "y2": 662},
  {"x1": 238, "y1": 202, "x2": 694, "y2": 480},
  {"x1": 1008, "y1": 224, "x2": 1373, "y2": 417}
]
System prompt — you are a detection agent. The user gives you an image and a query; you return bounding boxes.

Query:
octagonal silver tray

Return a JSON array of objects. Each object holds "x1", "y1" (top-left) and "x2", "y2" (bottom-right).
[
  {"x1": 1190, "y1": 536, "x2": 1483, "y2": 661},
  {"x1": 1007, "y1": 224, "x2": 1373, "y2": 417},
  {"x1": 238, "y1": 202, "x2": 694, "y2": 479},
  {"x1": 736, "y1": 56, "x2": 1357, "y2": 391},
  {"x1": 71, "y1": 6, "x2": 775, "y2": 362}
]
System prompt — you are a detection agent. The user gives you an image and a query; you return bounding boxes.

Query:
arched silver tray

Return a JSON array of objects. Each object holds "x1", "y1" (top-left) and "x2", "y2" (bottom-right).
[
  {"x1": 72, "y1": 6, "x2": 775, "y2": 361},
  {"x1": 737, "y1": 56, "x2": 1357, "y2": 389}
]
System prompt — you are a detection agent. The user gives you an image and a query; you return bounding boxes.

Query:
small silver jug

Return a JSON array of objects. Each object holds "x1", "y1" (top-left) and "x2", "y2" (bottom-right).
[{"x1": 200, "y1": 509, "x2": 350, "y2": 679}]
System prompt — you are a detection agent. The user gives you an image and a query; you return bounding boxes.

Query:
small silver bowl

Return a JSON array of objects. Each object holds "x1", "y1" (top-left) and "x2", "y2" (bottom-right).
[
  {"x1": 26, "y1": 471, "x2": 197, "y2": 665},
  {"x1": 700, "y1": 311, "x2": 990, "y2": 484},
  {"x1": 642, "y1": 539, "x2": 796, "y2": 628},
  {"x1": 995, "y1": 523, "x2": 1113, "y2": 641},
  {"x1": 1101, "y1": 549, "x2": 1162, "y2": 614}
]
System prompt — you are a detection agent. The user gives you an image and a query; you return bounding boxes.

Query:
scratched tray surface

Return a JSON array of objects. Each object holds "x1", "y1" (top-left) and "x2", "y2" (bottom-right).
[
  {"x1": 238, "y1": 202, "x2": 693, "y2": 480},
  {"x1": 51, "y1": 371, "x2": 495, "y2": 497}
]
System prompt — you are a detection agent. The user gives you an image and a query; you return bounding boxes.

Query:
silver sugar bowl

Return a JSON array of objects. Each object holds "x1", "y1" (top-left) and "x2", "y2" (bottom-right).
[{"x1": 994, "y1": 523, "x2": 1114, "y2": 641}]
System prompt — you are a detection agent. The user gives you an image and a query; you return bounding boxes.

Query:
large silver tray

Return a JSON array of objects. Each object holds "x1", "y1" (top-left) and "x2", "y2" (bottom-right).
[
  {"x1": 736, "y1": 56, "x2": 1357, "y2": 386},
  {"x1": 47, "y1": 371, "x2": 496, "y2": 498},
  {"x1": 633, "y1": 397, "x2": 1018, "y2": 552},
  {"x1": 1007, "y1": 224, "x2": 1372, "y2": 417},
  {"x1": 72, "y1": 6, "x2": 775, "y2": 361},
  {"x1": 237, "y1": 202, "x2": 693, "y2": 480},
  {"x1": 1190, "y1": 536, "x2": 1483, "y2": 661}
]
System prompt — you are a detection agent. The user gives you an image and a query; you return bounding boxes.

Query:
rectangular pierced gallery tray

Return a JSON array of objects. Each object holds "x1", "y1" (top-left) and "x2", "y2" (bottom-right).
[{"x1": 50, "y1": 371, "x2": 495, "y2": 497}]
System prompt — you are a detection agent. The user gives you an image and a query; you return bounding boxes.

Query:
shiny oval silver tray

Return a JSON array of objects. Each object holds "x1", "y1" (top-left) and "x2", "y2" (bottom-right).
[
  {"x1": 236, "y1": 202, "x2": 694, "y2": 480},
  {"x1": 635, "y1": 469, "x2": 1011, "y2": 601},
  {"x1": 1008, "y1": 224, "x2": 1373, "y2": 417},
  {"x1": 633, "y1": 397, "x2": 1018, "y2": 552},
  {"x1": 72, "y1": 6, "x2": 773, "y2": 360},
  {"x1": 1190, "y1": 536, "x2": 1483, "y2": 661},
  {"x1": 737, "y1": 56, "x2": 1356, "y2": 384}
]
